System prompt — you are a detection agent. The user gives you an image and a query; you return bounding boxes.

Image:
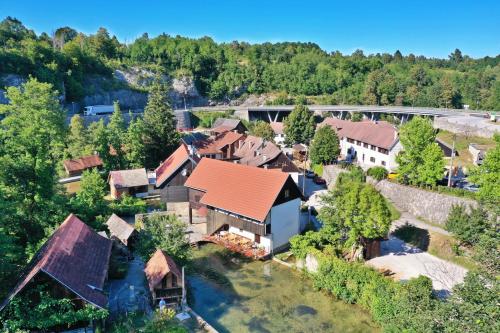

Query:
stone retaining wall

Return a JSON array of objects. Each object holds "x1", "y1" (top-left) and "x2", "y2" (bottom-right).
[{"x1": 375, "y1": 180, "x2": 477, "y2": 225}]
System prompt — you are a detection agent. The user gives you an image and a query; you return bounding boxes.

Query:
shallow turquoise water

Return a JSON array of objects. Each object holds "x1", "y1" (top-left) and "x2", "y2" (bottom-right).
[{"x1": 187, "y1": 244, "x2": 379, "y2": 333}]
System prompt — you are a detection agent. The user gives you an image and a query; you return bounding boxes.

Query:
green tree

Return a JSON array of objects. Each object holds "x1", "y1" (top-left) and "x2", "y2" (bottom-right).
[
  {"x1": 106, "y1": 101, "x2": 127, "y2": 170},
  {"x1": 396, "y1": 117, "x2": 440, "y2": 186},
  {"x1": 66, "y1": 114, "x2": 92, "y2": 158},
  {"x1": 88, "y1": 120, "x2": 112, "y2": 171},
  {"x1": 143, "y1": 79, "x2": 180, "y2": 168},
  {"x1": 469, "y1": 134, "x2": 500, "y2": 209},
  {"x1": 283, "y1": 104, "x2": 315, "y2": 145},
  {"x1": 417, "y1": 143, "x2": 445, "y2": 186},
  {"x1": 251, "y1": 121, "x2": 275, "y2": 141},
  {"x1": 310, "y1": 125, "x2": 340, "y2": 165},
  {"x1": 125, "y1": 117, "x2": 146, "y2": 168},
  {"x1": 0, "y1": 78, "x2": 67, "y2": 246},
  {"x1": 136, "y1": 213, "x2": 190, "y2": 263},
  {"x1": 319, "y1": 181, "x2": 391, "y2": 248},
  {"x1": 70, "y1": 169, "x2": 107, "y2": 225}
]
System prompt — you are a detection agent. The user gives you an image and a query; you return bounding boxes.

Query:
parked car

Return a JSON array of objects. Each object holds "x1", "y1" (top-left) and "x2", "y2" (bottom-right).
[{"x1": 313, "y1": 176, "x2": 326, "y2": 185}]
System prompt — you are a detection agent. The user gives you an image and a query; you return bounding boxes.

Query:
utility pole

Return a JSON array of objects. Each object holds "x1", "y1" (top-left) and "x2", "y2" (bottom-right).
[{"x1": 447, "y1": 134, "x2": 456, "y2": 187}]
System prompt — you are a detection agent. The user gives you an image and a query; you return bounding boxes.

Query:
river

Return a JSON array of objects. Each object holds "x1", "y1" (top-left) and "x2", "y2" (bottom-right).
[{"x1": 187, "y1": 244, "x2": 379, "y2": 333}]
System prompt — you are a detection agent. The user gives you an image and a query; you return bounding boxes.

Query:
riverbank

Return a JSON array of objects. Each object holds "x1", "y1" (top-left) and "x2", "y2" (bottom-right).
[{"x1": 186, "y1": 244, "x2": 379, "y2": 333}]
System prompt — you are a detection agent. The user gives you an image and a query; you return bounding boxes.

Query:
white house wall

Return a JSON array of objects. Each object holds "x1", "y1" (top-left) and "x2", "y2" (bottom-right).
[
  {"x1": 269, "y1": 198, "x2": 301, "y2": 251},
  {"x1": 341, "y1": 138, "x2": 402, "y2": 171}
]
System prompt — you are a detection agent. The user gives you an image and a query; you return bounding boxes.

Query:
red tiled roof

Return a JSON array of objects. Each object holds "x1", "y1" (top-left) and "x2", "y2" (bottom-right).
[
  {"x1": 234, "y1": 136, "x2": 298, "y2": 172},
  {"x1": 109, "y1": 168, "x2": 149, "y2": 188},
  {"x1": 144, "y1": 250, "x2": 182, "y2": 291},
  {"x1": 194, "y1": 131, "x2": 245, "y2": 155},
  {"x1": 0, "y1": 214, "x2": 112, "y2": 310},
  {"x1": 63, "y1": 155, "x2": 103, "y2": 173},
  {"x1": 270, "y1": 122, "x2": 284, "y2": 135},
  {"x1": 185, "y1": 158, "x2": 291, "y2": 222},
  {"x1": 155, "y1": 144, "x2": 190, "y2": 187},
  {"x1": 322, "y1": 118, "x2": 398, "y2": 150}
]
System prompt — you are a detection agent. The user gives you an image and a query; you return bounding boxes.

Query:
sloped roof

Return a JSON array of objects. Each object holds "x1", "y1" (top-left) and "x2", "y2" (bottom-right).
[
  {"x1": 185, "y1": 158, "x2": 291, "y2": 222},
  {"x1": 144, "y1": 250, "x2": 182, "y2": 291},
  {"x1": 155, "y1": 144, "x2": 191, "y2": 187},
  {"x1": 0, "y1": 214, "x2": 112, "y2": 310},
  {"x1": 106, "y1": 214, "x2": 135, "y2": 243},
  {"x1": 322, "y1": 118, "x2": 398, "y2": 150},
  {"x1": 109, "y1": 168, "x2": 149, "y2": 188},
  {"x1": 63, "y1": 155, "x2": 103, "y2": 173},
  {"x1": 194, "y1": 131, "x2": 245, "y2": 155},
  {"x1": 270, "y1": 122, "x2": 284, "y2": 135},
  {"x1": 211, "y1": 118, "x2": 244, "y2": 133},
  {"x1": 234, "y1": 135, "x2": 298, "y2": 172}
]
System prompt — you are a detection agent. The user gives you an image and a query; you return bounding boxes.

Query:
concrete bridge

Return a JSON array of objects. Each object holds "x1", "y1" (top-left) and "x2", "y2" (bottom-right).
[{"x1": 245, "y1": 105, "x2": 490, "y2": 123}]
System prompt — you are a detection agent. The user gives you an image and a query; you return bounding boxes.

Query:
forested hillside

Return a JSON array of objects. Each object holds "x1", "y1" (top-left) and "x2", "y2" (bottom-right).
[{"x1": 1, "y1": 16, "x2": 499, "y2": 109}]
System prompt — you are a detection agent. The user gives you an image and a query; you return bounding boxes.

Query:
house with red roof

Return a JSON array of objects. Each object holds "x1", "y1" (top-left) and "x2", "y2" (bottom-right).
[
  {"x1": 321, "y1": 118, "x2": 402, "y2": 171},
  {"x1": 0, "y1": 214, "x2": 112, "y2": 330},
  {"x1": 144, "y1": 250, "x2": 183, "y2": 306},
  {"x1": 63, "y1": 155, "x2": 103, "y2": 177},
  {"x1": 154, "y1": 143, "x2": 199, "y2": 203},
  {"x1": 191, "y1": 130, "x2": 246, "y2": 160},
  {"x1": 185, "y1": 158, "x2": 302, "y2": 253}
]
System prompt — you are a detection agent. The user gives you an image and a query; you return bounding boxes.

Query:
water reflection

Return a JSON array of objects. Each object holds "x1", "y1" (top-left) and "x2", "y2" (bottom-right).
[{"x1": 187, "y1": 244, "x2": 379, "y2": 333}]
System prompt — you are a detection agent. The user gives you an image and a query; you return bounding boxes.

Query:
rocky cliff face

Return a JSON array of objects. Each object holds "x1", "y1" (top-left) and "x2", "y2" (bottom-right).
[{"x1": 0, "y1": 67, "x2": 208, "y2": 110}]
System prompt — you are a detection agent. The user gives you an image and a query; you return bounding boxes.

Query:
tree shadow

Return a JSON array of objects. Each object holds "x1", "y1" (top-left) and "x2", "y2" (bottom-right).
[{"x1": 392, "y1": 222, "x2": 430, "y2": 251}]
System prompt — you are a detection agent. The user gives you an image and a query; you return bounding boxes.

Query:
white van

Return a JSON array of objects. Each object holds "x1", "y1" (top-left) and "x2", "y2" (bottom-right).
[{"x1": 83, "y1": 105, "x2": 114, "y2": 116}]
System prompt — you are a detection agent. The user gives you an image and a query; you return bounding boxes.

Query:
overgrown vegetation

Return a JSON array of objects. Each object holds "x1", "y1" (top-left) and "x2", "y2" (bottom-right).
[
  {"x1": 2, "y1": 17, "x2": 499, "y2": 110},
  {"x1": 366, "y1": 166, "x2": 388, "y2": 180}
]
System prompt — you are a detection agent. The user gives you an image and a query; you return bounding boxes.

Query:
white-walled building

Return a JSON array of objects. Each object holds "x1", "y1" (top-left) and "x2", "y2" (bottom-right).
[
  {"x1": 322, "y1": 118, "x2": 402, "y2": 171},
  {"x1": 185, "y1": 158, "x2": 302, "y2": 253},
  {"x1": 270, "y1": 122, "x2": 286, "y2": 147}
]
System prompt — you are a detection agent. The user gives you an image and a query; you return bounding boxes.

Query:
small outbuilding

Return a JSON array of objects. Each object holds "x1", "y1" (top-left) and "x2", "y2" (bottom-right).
[
  {"x1": 63, "y1": 155, "x2": 103, "y2": 177},
  {"x1": 144, "y1": 250, "x2": 184, "y2": 306},
  {"x1": 108, "y1": 168, "x2": 149, "y2": 199},
  {"x1": 210, "y1": 118, "x2": 247, "y2": 135},
  {"x1": 106, "y1": 213, "x2": 136, "y2": 247}
]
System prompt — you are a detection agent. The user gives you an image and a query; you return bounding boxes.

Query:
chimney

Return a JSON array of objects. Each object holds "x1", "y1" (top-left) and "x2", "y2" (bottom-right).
[{"x1": 263, "y1": 155, "x2": 267, "y2": 162}]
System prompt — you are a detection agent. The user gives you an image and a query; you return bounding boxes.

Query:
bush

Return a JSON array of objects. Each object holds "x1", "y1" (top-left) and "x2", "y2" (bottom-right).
[
  {"x1": 367, "y1": 166, "x2": 388, "y2": 181},
  {"x1": 445, "y1": 205, "x2": 488, "y2": 245},
  {"x1": 110, "y1": 194, "x2": 148, "y2": 216}
]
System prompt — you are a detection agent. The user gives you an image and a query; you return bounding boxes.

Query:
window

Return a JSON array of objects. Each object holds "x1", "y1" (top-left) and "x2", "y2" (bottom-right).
[
  {"x1": 266, "y1": 223, "x2": 272, "y2": 234},
  {"x1": 381, "y1": 161, "x2": 386, "y2": 166},
  {"x1": 379, "y1": 148, "x2": 389, "y2": 155},
  {"x1": 284, "y1": 189, "x2": 290, "y2": 198},
  {"x1": 370, "y1": 145, "x2": 376, "y2": 151},
  {"x1": 347, "y1": 138, "x2": 355, "y2": 143},
  {"x1": 370, "y1": 157, "x2": 376, "y2": 163},
  {"x1": 362, "y1": 154, "x2": 365, "y2": 161},
  {"x1": 172, "y1": 274, "x2": 178, "y2": 287},
  {"x1": 363, "y1": 143, "x2": 369, "y2": 148}
]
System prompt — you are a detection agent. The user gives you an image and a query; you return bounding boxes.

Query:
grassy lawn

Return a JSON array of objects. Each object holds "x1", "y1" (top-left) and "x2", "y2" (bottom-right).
[
  {"x1": 393, "y1": 224, "x2": 477, "y2": 270},
  {"x1": 437, "y1": 129, "x2": 496, "y2": 168},
  {"x1": 63, "y1": 181, "x2": 81, "y2": 194},
  {"x1": 312, "y1": 163, "x2": 324, "y2": 176}
]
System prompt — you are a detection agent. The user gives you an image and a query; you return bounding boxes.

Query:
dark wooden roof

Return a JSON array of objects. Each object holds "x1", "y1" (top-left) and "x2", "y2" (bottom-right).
[{"x1": 0, "y1": 214, "x2": 112, "y2": 310}]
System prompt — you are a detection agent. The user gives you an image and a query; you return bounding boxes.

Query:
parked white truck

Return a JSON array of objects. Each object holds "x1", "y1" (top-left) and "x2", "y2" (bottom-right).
[{"x1": 83, "y1": 105, "x2": 114, "y2": 116}]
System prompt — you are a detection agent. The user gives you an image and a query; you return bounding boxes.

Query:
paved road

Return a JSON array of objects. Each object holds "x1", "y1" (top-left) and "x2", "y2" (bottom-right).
[{"x1": 367, "y1": 237, "x2": 467, "y2": 298}]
